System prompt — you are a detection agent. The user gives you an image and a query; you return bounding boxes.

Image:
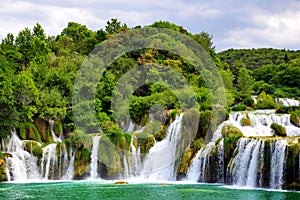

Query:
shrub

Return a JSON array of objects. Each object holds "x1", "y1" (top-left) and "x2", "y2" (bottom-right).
[
  {"x1": 232, "y1": 104, "x2": 247, "y2": 111},
  {"x1": 255, "y1": 91, "x2": 277, "y2": 109},
  {"x1": 243, "y1": 96, "x2": 254, "y2": 107}
]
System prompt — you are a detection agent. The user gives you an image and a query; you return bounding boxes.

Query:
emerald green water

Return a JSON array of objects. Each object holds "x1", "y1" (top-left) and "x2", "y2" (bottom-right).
[{"x1": 1, "y1": 181, "x2": 300, "y2": 200}]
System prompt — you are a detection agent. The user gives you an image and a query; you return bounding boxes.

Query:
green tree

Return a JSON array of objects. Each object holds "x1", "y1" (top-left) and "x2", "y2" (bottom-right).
[{"x1": 237, "y1": 68, "x2": 254, "y2": 99}]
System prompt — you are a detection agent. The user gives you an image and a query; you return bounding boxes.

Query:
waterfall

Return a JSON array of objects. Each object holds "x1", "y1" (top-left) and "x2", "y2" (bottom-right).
[
  {"x1": 129, "y1": 137, "x2": 141, "y2": 177},
  {"x1": 229, "y1": 111, "x2": 300, "y2": 136},
  {"x1": 127, "y1": 120, "x2": 135, "y2": 132},
  {"x1": 41, "y1": 143, "x2": 58, "y2": 180},
  {"x1": 276, "y1": 98, "x2": 300, "y2": 107},
  {"x1": 49, "y1": 119, "x2": 62, "y2": 142},
  {"x1": 5, "y1": 130, "x2": 40, "y2": 181},
  {"x1": 140, "y1": 114, "x2": 183, "y2": 180},
  {"x1": 62, "y1": 147, "x2": 75, "y2": 180},
  {"x1": 270, "y1": 140, "x2": 287, "y2": 189},
  {"x1": 228, "y1": 138, "x2": 288, "y2": 189},
  {"x1": 216, "y1": 139, "x2": 224, "y2": 182},
  {"x1": 123, "y1": 154, "x2": 129, "y2": 178},
  {"x1": 186, "y1": 121, "x2": 227, "y2": 182},
  {"x1": 186, "y1": 143, "x2": 214, "y2": 182},
  {"x1": 90, "y1": 136, "x2": 101, "y2": 179}
]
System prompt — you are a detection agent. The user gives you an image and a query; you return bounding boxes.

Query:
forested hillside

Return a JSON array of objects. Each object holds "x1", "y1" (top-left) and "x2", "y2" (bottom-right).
[{"x1": 0, "y1": 18, "x2": 300, "y2": 140}]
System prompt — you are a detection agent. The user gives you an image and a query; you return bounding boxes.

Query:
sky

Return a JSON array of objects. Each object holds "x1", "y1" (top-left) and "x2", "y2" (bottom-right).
[{"x1": 0, "y1": 0, "x2": 300, "y2": 52}]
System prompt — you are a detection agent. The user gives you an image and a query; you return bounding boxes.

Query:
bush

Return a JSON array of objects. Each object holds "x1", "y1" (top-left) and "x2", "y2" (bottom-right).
[
  {"x1": 243, "y1": 96, "x2": 254, "y2": 107},
  {"x1": 232, "y1": 104, "x2": 247, "y2": 111},
  {"x1": 255, "y1": 91, "x2": 277, "y2": 109},
  {"x1": 270, "y1": 123, "x2": 286, "y2": 136}
]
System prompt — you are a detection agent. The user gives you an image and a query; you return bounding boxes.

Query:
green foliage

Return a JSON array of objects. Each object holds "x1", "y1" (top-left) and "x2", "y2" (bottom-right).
[
  {"x1": 231, "y1": 104, "x2": 247, "y2": 111},
  {"x1": 255, "y1": 91, "x2": 277, "y2": 109},
  {"x1": 243, "y1": 97, "x2": 254, "y2": 107},
  {"x1": 237, "y1": 68, "x2": 254, "y2": 99},
  {"x1": 193, "y1": 139, "x2": 202, "y2": 150},
  {"x1": 270, "y1": 123, "x2": 287, "y2": 136},
  {"x1": 69, "y1": 130, "x2": 92, "y2": 149}
]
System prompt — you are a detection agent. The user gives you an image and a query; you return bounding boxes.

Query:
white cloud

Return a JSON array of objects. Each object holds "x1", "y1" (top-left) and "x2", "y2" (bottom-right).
[
  {"x1": 0, "y1": 0, "x2": 300, "y2": 51},
  {"x1": 219, "y1": 9, "x2": 300, "y2": 50}
]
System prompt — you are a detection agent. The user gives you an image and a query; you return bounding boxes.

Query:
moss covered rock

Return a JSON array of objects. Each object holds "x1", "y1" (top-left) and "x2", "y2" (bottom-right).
[
  {"x1": 222, "y1": 124, "x2": 243, "y2": 138},
  {"x1": 23, "y1": 140, "x2": 43, "y2": 157},
  {"x1": 0, "y1": 158, "x2": 7, "y2": 181},
  {"x1": 270, "y1": 123, "x2": 286, "y2": 136},
  {"x1": 290, "y1": 111, "x2": 300, "y2": 127},
  {"x1": 177, "y1": 148, "x2": 193, "y2": 175},
  {"x1": 135, "y1": 132, "x2": 155, "y2": 154},
  {"x1": 54, "y1": 120, "x2": 63, "y2": 138},
  {"x1": 74, "y1": 148, "x2": 91, "y2": 178},
  {"x1": 241, "y1": 117, "x2": 252, "y2": 126},
  {"x1": 19, "y1": 123, "x2": 42, "y2": 143},
  {"x1": 97, "y1": 135, "x2": 122, "y2": 177}
]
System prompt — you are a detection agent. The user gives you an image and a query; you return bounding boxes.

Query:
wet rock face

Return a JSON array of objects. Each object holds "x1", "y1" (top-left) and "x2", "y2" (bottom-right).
[
  {"x1": 0, "y1": 158, "x2": 7, "y2": 181},
  {"x1": 290, "y1": 112, "x2": 300, "y2": 128}
]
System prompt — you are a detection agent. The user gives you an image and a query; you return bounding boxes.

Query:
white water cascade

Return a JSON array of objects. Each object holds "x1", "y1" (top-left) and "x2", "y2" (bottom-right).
[
  {"x1": 186, "y1": 121, "x2": 227, "y2": 182},
  {"x1": 41, "y1": 143, "x2": 58, "y2": 180},
  {"x1": 140, "y1": 114, "x2": 183, "y2": 181},
  {"x1": 129, "y1": 137, "x2": 142, "y2": 177},
  {"x1": 276, "y1": 98, "x2": 300, "y2": 107},
  {"x1": 229, "y1": 110, "x2": 300, "y2": 137},
  {"x1": 49, "y1": 119, "x2": 62, "y2": 142},
  {"x1": 228, "y1": 138, "x2": 288, "y2": 189},
  {"x1": 90, "y1": 136, "x2": 101, "y2": 179},
  {"x1": 4, "y1": 130, "x2": 40, "y2": 181},
  {"x1": 269, "y1": 140, "x2": 287, "y2": 189},
  {"x1": 62, "y1": 147, "x2": 75, "y2": 180}
]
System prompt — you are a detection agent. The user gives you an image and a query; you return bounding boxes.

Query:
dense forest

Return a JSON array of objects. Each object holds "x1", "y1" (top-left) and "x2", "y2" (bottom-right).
[{"x1": 0, "y1": 18, "x2": 300, "y2": 140}]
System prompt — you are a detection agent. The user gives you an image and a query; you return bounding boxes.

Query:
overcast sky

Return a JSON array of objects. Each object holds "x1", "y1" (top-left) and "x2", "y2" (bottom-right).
[{"x1": 1, "y1": 0, "x2": 300, "y2": 52}]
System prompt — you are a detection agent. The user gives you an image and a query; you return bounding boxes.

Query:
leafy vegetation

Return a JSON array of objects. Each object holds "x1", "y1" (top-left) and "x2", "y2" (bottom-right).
[{"x1": 0, "y1": 18, "x2": 299, "y2": 143}]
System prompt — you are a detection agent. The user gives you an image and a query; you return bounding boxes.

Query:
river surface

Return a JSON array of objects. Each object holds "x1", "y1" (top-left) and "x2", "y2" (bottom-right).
[{"x1": 1, "y1": 181, "x2": 300, "y2": 200}]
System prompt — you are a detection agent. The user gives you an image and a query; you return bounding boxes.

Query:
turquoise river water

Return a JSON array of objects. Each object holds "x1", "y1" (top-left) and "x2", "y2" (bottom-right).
[{"x1": 1, "y1": 181, "x2": 300, "y2": 200}]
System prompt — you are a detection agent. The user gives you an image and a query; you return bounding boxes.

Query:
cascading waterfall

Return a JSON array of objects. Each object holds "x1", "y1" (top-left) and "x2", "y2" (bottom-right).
[
  {"x1": 62, "y1": 147, "x2": 75, "y2": 180},
  {"x1": 269, "y1": 140, "x2": 287, "y2": 189},
  {"x1": 186, "y1": 139, "x2": 224, "y2": 183},
  {"x1": 90, "y1": 136, "x2": 101, "y2": 179},
  {"x1": 186, "y1": 143, "x2": 215, "y2": 182},
  {"x1": 276, "y1": 98, "x2": 300, "y2": 107},
  {"x1": 140, "y1": 114, "x2": 183, "y2": 180},
  {"x1": 129, "y1": 137, "x2": 141, "y2": 177},
  {"x1": 49, "y1": 119, "x2": 62, "y2": 142},
  {"x1": 227, "y1": 138, "x2": 288, "y2": 189},
  {"x1": 229, "y1": 110, "x2": 300, "y2": 137},
  {"x1": 186, "y1": 121, "x2": 227, "y2": 183},
  {"x1": 228, "y1": 138, "x2": 262, "y2": 187},
  {"x1": 4, "y1": 130, "x2": 40, "y2": 181},
  {"x1": 41, "y1": 143, "x2": 58, "y2": 180}
]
